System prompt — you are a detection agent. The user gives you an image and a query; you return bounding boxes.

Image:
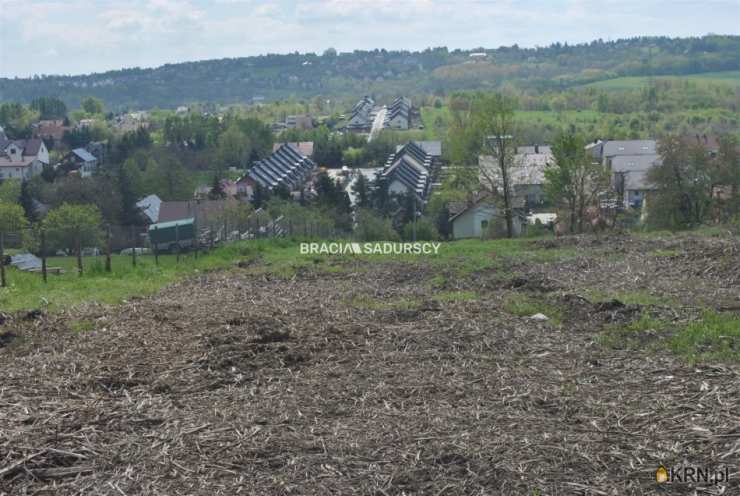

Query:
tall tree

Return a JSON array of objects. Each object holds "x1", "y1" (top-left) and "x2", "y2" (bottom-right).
[
  {"x1": 81, "y1": 96, "x2": 104, "y2": 115},
  {"x1": 465, "y1": 93, "x2": 518, "y2": 237},
  {"x1": 208, "y1": 175, "x2": 226, "y2": 200},
  {"x1": 544, "y1": 133, "x2": 608, "y2": 234},
  {"x1": 30, "y1": 97, "x2": 67, "y2": 119},
  {"x1": 713, "y1": 135, "x2": 740, "y2": 220},
  {"x1": 0, "y1": 202, "x2": 28, "y2": 234},
  {"x1": 647, "y1": 135, "x2": 711, "y2": 229},
  {"x1": 19, "y1": 180, "x2": 37, "y2": 223}
]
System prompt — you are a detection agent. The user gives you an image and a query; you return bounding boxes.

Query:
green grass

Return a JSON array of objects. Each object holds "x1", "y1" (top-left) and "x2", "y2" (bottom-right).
[
  {"x1": 1, "y1": 237, "x2": 575, "y2": 313},
  {"x1": 503, "y1": 293, "x2": 563, "y2": 325},
  {"x1": 0, "y1": 240, "x2": 298, "y2": 312},
  {"x1": 650, "y1": 249, "x2": 681, "y2": 258},
  {"x1": 601, "y1": 310, "x2": 740, "y2": 363},
  {"x1": 582, "y1": 71, "x2": 740, "y2": 90},
  {"x1": 432, "y1": 290, "x2": 478, "y2": 302},
  {"x1": 671, "y1": 311, "x2": 740, "y2": 363}
]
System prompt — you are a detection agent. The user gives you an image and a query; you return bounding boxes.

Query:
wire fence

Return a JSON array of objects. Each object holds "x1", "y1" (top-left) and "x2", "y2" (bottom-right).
[{"x1": 0, "y1": 213, "x2": 338, "y2": 287}]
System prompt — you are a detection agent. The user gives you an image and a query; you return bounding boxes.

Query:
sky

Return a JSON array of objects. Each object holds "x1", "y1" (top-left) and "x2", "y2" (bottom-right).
[{"x1": 1, "y1": 0, "x2": 739, "y2": 78}]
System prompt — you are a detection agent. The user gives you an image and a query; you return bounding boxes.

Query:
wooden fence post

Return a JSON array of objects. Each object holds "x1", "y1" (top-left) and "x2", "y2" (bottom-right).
[
  {"x1": 131, "y1": 225, "x2": 137, "y2": 268},
  {"x1": 41, "y1": 229, "x2": 48, "y2": 283},
  {"x1": 0, "y1": 232, "x2": 6, "y2": 288},
  {"x1": 105, "y1": 225, "x2": 112, "y2": 273},
  {"x1": 76, "y1": 230, "x2": 83, "y2": 276},
  {"x1": 153, "y1": 226, "x2": 159, "y2": 265},
  {"x1": 175, "y1": 223, "x2": 180, "y2": 263}
]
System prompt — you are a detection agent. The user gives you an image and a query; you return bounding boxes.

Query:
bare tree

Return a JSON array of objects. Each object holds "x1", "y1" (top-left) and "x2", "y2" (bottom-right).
[{"x1": 470, "y1": 94, "x2": 516, "y2": 238}]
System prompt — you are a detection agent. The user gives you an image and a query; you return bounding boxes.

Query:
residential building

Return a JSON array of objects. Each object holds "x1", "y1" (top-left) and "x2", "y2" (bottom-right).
[
  {"x1": 395, "y1": 140, "x2": 442, "y2": 158},
  {"x1": 0, "y1": 137, "x2": 49, "y2": 180},
  {"x1": 380, "y1": 141, "x2": 439, "y2": 202},
  {"x1": 86, "y1": 141, "x2": 108, "y2": 165},
  {"x1": 272, "y1": 141, "x2": 314, "y2": 158},
  {"x1": 347, "y1": 96, "x2": 375, "y2": 131},
  {"x1": 158, "y1": 198, "x2": 236, "y2": 225},
  {"x1": 588, "y1": 139, "x2": 657, "y2": 167},
  {"x1": 611, "y1": 154, "x2": 660, "y2": 208},
  {"x1": 31, "y1": 119, "x2": 70, "y2": 143},
  {"x1": 285, "y1": 114, "x2": 314, "y2": 130},
  {"x1": 136, "y1": 194, "x2": 162, "y2": 225},
  {"x1": 64, "y1": 148, "x2": 99, "y2": 178},
  {"x1": 242, "y1": 143, "x2": 317, "y2": 197},
  {"x1": 449, "y1": 194, "x2": 526, "y2": 239},
  {"x1": 384, "y1": 97, "x2": 412, "y2": 130},
  {"x1": 479, "y1": 144, "x2": 554, "y2": 208}
]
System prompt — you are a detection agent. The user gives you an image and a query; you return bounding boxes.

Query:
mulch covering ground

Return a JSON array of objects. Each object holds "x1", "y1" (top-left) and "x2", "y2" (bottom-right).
[{"x1": 1, "y1": 234, "x2": 739, "y2": 495}]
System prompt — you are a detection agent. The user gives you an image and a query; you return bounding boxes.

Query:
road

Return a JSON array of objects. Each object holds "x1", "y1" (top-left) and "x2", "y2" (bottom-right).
[{"x1": 368, "y1": 106, "x2": 386, "y2": 142}]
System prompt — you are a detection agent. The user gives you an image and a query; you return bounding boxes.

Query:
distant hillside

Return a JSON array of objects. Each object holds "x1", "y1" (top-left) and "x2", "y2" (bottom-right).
[{"x1": 2, "y1": 35, "x2": 739, "y2": 110}]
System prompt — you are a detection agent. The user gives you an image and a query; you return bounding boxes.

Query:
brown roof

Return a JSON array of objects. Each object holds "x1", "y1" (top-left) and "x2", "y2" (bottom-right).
[
  {"x1": 22, "y1": 139, "x2": 44, "y2": 156},
  {"x1": 157, "y1": 199, "x2": 236, "y2": 224}
]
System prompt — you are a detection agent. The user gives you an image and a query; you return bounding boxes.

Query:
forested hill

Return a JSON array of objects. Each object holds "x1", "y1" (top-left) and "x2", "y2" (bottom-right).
[{"x1": 2, "y1": 35, "x2": 739, "y2": 110}]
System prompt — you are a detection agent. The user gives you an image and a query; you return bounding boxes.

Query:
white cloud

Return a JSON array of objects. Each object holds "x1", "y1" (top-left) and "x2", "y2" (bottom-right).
[{"x1": 1, "y1": 0, "x2": 738, "y2": 77}]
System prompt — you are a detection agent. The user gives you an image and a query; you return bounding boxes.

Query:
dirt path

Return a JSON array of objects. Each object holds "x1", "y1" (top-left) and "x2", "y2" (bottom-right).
[{"x1": 1, "y1": 238, "x2": 739, "y2": 495}]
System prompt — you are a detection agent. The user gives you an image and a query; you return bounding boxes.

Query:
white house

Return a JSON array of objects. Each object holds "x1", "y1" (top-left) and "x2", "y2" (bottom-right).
[
  {"x1": 450, "y1": 195, "x2": 527, "y2": 239},
  {"x1": 0, "y1": 138, "x2": 49, "y2": 180}
]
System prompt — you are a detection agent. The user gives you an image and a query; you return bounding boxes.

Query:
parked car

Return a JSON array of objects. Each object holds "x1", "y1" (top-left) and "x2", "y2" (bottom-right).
[
  {"x1": 119, "y1": 247, "x2": 151, "y2": 255},
  {"x1": 81, "y1": 247, "x2": 101, "y2": 257}
]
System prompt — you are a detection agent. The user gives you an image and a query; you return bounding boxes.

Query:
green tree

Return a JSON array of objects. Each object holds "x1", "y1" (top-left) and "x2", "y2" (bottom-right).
[
  {"x1": 354, "y1": 209, "x2": 400, "y2": 241},
  {"x1": 81, "y1": 96, "x2": 104, "y2": 115},
  {"x1": 19, "y1": 180, "x2": 37, "y2": 223},
  {"x1": 0, "y1": 179, "x2": 21, "y2": 204},
  {"x1": 402, "y1": 218, "x2": 439, "y2": 241},
  {"x1": 0, "y1": 201, "x2": 28, "y2": 234},
  {"x1": 713, "y1": 135, "x2": 740, "y2": 220},
  {"x1": 647, "y1": 135, "x2": 712, "y2": 229},
  {"x1": 119, "y1": 159, "x2": 144, "y2": 224},
  {"x1": 208, "y1": 175, "x2": 226, "y2": 200},
  {"x1": 43, "y1": 203, "x2": 103, "y2": 253},
  {"x1": 544, "y1": 133, "x2": 608, "y2": 234},
  {"x1": 217, "y1": 123, "x2": 251, "y2": 170},
  {"x1": 30, "y1": 97, "x2": 67, "y2": 119}
]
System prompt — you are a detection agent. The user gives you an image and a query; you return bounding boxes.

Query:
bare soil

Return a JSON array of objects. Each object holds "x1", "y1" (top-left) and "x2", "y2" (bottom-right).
[{"x1": 1, "y1": 234, "x2": 739, "y2": 495}]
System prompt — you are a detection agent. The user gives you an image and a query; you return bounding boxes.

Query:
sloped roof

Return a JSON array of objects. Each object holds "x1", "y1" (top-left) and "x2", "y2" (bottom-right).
[
  {"x1": 602, "y1": 140, "x2": 656, "y2": 157},
  {"x1": 272, "y1": 141, "x2": 314, "y2": 158},
  {"x1": 382, "y1": 142, "x2": 434, "y2": 200},
  {"x1": 71, "y1": 148, "x2": 97, "y2": 162},
  {"x1": 158, "y1": 199, "x2": 233, "y2": 224},
  {"x1": 248, "y1": 143, "x2": 316, "y2": 190},
  {"x1": 610, "y1": 154, "x2": 660, "y2": 173},
  {"x1": 136, "y1": 194, "x2": 162, "y2": 224}
]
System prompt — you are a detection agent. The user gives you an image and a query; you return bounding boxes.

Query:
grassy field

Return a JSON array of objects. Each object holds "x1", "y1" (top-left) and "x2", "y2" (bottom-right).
[
  {"x1": 4, "y1": 232, "x2": 739, "y2": 365},
  {"x1": 1, "y1": 237, "x2": 575, "y2": 313},
  {"x1": 582, "y1": 70, "x2": 740, "y2": 90}
]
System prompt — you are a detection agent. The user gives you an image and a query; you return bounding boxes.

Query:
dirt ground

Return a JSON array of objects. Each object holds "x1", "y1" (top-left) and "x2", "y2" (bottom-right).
[{"x1": 1, "y1": 234, "x2": 739, "y2": 495}]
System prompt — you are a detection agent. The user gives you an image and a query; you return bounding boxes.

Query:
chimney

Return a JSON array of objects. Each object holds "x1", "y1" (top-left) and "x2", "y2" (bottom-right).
[{"x1": 534, "y1": 144, "x2": 539, "y2": 154}]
